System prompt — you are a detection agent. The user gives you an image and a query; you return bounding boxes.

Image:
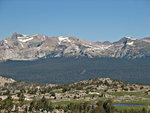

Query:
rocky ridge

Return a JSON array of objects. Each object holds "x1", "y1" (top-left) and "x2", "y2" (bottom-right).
[
  {"x1": 0, "y1": 32, "x2": 150, "y2": 61},
  {"x1": 0, "y1": 76, "x2": 15, "y2": 87}
]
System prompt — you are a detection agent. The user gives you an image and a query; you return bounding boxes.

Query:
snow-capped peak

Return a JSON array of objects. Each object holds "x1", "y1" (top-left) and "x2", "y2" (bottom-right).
[
  {"x1": 17, "y1": 35, "x2": 34, "y2": 42},
  {"x1": 124, "y1": 36, "x2": 136, "y2": 40},
  {"x1": 58, "y1": 36, "x2": 71, "y2": 44},
  {"x1": 18, "y1": 37, "x2": 34, "y2": 42}
]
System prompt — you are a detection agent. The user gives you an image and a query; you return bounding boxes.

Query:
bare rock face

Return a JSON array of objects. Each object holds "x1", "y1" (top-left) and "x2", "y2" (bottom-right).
[
  {"x1": 0, "y1": 33, "x2": 150, "y2": 61},
  {"x1": 0, "y1": 76, "x2": 15, "y2": 87}
]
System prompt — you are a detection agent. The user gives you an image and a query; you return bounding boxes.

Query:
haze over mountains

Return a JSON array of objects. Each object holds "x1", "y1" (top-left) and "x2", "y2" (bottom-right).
[
  {"x1": 0, "y1": 33, "x2": 150, "y2": 84},
  {"x1": 1, "y1": 32, "x2": 150, "y2": 61}
]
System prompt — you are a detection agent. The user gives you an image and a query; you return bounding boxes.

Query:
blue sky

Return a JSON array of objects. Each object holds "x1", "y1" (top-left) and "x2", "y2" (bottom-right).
[{"x1": 0, "y1": 0, "x2": 150, "y2": 42}]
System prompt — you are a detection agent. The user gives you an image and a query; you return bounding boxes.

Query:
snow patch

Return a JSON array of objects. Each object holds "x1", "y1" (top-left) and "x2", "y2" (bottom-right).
[
  {"x1": 127, "y1": 41, "x2": 134, "y2": 46},
  {"x1": 4, "y1": 40, "x2": 7, "y2": 44},
  {"x1": 23, "y1": 34, "x2": 27, "y2": 37},
  {"x1": 88, "y1": 45, "x2": 112, "y2": 51},
  {"x1": 17, "y1": 36, "x2": 24, "y2": 39},
  {"x1": 94, "y1": 45, "x2": 112, "y2": 50},
  {"x1": 58, "y1": 36, "x2": 71, "y2": 44},
  {"x1": 92, "y1": 47, "x2": 101, "y2": 50},
  {"x1": 101, "y1": 45, "x2": 112, "y2": 49},
  {"x1": 18, "y1": 37, "x2": 34, "y2": 42},
  {"x1": 42, "y1": 35, "x2": 46, "y2": 41},
  {"x1": 125, "y1": 36, "x2": 136, "y2": 40}
]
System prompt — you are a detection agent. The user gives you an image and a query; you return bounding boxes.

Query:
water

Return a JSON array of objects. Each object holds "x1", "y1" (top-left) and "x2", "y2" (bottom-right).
[{"x1": 113, "y1": 104, "x2": 143, "y2": 106}]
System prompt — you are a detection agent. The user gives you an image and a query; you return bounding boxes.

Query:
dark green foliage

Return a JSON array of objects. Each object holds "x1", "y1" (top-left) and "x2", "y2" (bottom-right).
[
  {"x1": 141, "y1": 107, "x2": 147, "y2": 113},
  {"x1": 1, "y1": 95, "x2": 14, "y2": 113},
  {"x1": 103, "y1": 100, "x2": 114, "y2": 113},
  {"x1": 130, "y1": 87, "x2": 134, "y2": 91},
  {"x1": 67, "y1": 102, "x2": 92, "y2": 113},
  {"x1": 27, "y1": 88, "x2": 38, "y2": 94},
  {"x1": 29, "y1": 96, "x2": 53, "y2": 112},
  {"x1": 0, "y1": 57, "x2": 150, "y2": 84},
  {"x1": 3, "y1": 90, "x2": 10, "y2": 95},
  {"x1": 62, "y1": 87, "x2": 70, "y2": 93},
  {"x1": 92, "y1": 100, "x2": 106, "y2": 113},
  {"x1": 67, "y1": 100, "x2": 114, "y2": 113},
  {"x1": 18, "y1": 93, "x2": 25, "y2": 106},
  {"x1": 103, "y1": 80, "x2": 110, "y2": 86},
  {"x1": 29, "y1": 100, "x2": 37, "y2": 112},
  {"x1": 50, "y1": 92, "x2": 55, "y2": 96},
  {"x1": 24, "y1": 106, "x2": 28, "y2": 113},
  {"x1": 64, "y1": 100, "x2": 148, "y2": 113}
]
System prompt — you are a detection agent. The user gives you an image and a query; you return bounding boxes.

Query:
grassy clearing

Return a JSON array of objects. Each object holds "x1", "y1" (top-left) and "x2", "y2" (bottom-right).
[
  {"x1": 20, "y1": 97, "x2": 150, "y2": 112},
  {"x1": 114, "y1": 106, "x2": 147, "y2": 112},
  {"x1": 107, "y1": 92, "x2": 144, "y2": 96}
]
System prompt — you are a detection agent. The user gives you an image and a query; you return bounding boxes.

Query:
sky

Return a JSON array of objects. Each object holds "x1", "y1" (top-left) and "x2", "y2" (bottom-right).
[{"x1": 0, "y1": 0, "x2": 150, "y2": 42}]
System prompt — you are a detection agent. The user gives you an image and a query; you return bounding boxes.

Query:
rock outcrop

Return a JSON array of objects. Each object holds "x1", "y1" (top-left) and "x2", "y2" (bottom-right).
[{"x1": 0, "y1": 76, "x2": 15, "y2": 87}]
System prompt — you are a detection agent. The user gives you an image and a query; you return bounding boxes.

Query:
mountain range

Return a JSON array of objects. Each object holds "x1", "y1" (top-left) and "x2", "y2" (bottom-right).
[
  {"x1": 1, "y1": 32, "x2": 150, "y2": 61},
  {"x1": 0, "y1": 33, "x2": 150, "y2": 84}
]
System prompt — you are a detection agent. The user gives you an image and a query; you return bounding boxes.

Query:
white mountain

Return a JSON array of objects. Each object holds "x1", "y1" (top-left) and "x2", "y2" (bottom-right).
[{"x1": 0, "y1": 32, "x2": 150, "y2": 61}]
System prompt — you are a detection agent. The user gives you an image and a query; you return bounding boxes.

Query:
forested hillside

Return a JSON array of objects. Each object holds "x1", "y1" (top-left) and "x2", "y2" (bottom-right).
[{"x1": 0, "y1": 57, "x2": 150, "y2": 84}]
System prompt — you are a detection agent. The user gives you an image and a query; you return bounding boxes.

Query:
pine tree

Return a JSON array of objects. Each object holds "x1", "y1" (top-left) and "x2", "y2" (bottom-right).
[
  {"x1": 19, "y1": 93, "x2": 25, "y2": 106},
  {"x1": 2, "y1": 95, "x2": 14, "y2": 113}
]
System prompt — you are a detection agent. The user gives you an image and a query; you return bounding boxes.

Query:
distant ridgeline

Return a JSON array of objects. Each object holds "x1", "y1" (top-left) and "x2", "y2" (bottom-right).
[
  {"x1": 1, "y1": 32, "x2": 150, "y2": 61},
  {"x1": 0, "y1": 57, "x2": 150, "y2": 84}
]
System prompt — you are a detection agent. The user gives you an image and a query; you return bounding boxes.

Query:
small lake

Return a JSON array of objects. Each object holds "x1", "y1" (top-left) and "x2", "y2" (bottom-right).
[{"x1": 113, "y1": 104, "x2": 143, "y2": 106}]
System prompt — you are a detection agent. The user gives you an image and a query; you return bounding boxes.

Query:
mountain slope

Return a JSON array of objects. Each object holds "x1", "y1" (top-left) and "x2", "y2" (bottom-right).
[
  {"x1": 1, "y1": 33, "x2": 150, "y2": 61},
  {"x1": 0, "y1": 57, "x2": 150, "y2": 84}
]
